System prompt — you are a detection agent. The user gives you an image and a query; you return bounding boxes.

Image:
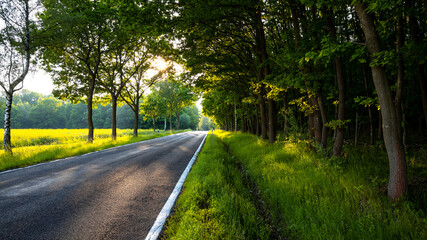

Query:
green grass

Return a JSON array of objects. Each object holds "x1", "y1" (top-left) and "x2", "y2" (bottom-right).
[
  {"x1": 161, "y1": 133, "x2": 271, "y2": 240},
  {"x1": 164, "y1": 130, "x2": 426, "y2": 239},
  {"x1": 0, "y1": 129, "x2": 187, "y2": 172},
  {"x1": 216, "y1": 130, "x2": 426, "y2": 240}
]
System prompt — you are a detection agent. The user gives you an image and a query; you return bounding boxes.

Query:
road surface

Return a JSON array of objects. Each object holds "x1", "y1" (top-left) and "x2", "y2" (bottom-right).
[{"x1": 0, "y1": 131, "x2": 206, "y2": 240}]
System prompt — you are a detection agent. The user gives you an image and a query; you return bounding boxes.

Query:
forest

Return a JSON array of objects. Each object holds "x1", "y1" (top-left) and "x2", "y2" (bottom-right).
[
  {"x1": 0, "y1": 89, "x2": 202, "y2": 131},
  {"x1": 0, "y1": 0, "x2": 426, "y2": 236}
]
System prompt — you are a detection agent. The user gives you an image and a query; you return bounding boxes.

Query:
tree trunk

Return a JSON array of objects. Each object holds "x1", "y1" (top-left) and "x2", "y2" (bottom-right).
[
  {"x1": 333, "y1": 57, "x2": 346, "y2": 155},
  {"x1": 234, "y1": 103, "x2": 237, "y2": 132},
  {"x1": 323, "y1": 7, "x2": 345, "y2": 155},
  {"x1": 355, "y1": 111, "x2": 359, "y2": 146},
  {"x1": 394, "y1": 16, "x2": 404, "y2": 140},
  {"x1": 363, "y1": 63, "x2": 374, "y2": 144},
  {"x1": 111, "y1": 95, "x2": 117, "y2": 140},
  {"x1": 256, "y1": 107, "x2": 260, "y2": 137},
  {"x1": 283, "y1": 92, "x2": 289, "y2": 138},
  {"x1": 164, "y1": 117, "x2": 167, "y2": 131},
  {"x1": 133, "y1": 110, "x2": 139, "y2": 137},
  {"x1": 407, "y1": 0, "x2": 427, "y2": 133},
  {"x1": 268, "y1": 98, "x2": 277, "y2": 143},
  {"x1": 258, "y1": 91, "x2": 268, "y2": 140},
  {"x1": 310, "y1": 95, "x2": 322, "y2": 143},
  {"x1": 153, "y1": 118, "x2": 156, "y2": 132},
  {"x1": 317, "y1": 93, "x2": 327, "y2": 150},
  {"x1": 87, "y1": 85, "x2": 95, "y2": 143},
  {"x1": 169, "y1": 113, "x2": 172, "y2": 131},
  {"x1": 355, "y1": 3, "x2": 407, "y2": 201},
  {"x1": 176, "y1": 112, "x2": 180, "y2": 130},
  {"x1": 3, "y1": 92, "x2": 13, "y2": 154}
]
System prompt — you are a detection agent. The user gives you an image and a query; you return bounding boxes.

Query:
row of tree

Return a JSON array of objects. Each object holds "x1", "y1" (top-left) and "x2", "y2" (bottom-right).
[
  {"x1": 169, "y1": 0, "x2": 426, "y2": 201},
  {"x1": 0, "y1": 0, "x2": 199, "y2": 153},
  {"x1": 0, "y1": 90, "x2": 201, "y2": 130}
]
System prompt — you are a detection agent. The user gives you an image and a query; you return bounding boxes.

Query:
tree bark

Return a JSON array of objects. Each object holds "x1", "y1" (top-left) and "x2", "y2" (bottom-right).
[
  {"x1": 363, "y1": 63, "x2": 374, "y2": 144},
  {"x1": 283, "y1": 92, "x2": 289, "y2": 138},
  {"x1": 355, "y1": 3, "x2": 407, "y2": 201},
  {"x1": 87, "y1": 83, "x2": 95, "y2": 143},
  {"x1": 268, "y1": 98, "x2": 277, "y2": 143},
  {"x1": 111, "y1": 95, "x2": 117, "y2": 140},
  {"x1": 310, "y1": 95, "x2": 322, "y2": 143},
  {"x1": 133, "y1": 109, "x2": 139, "y2": 137},
  {"x1": 169, "y1": 113, "x2": 172, "y2": 131},
  {"x1": 176, "y1": 112, "x2": 180, "y2": 130},
  {"x1": 256, "y1": 107, "x2": 260, "y2": 137},
  {"x1": 317, "y1": 93, "x2": 327, "y2": 150},
  {"x1": 164, "y1": 117, "x2": 167, "y2": 131},
  {"x1": 3, "y1": 92, "x2": 13, "y2": 153},
  {"x1": 407, "y1": 0, "x2": 427, "y2": 132},
  {"x1": 333, "y1": 57, "x2": 346, "y2": 155},
  {"x1": 324, "y1": 7, "x2": 346, "y2": 155},
  {"x1": 394, "y1": 16, "x2": 404, "y2": 140},
  {"x1": 258, "y1": 90, "x2": 268, "y2": 140}
]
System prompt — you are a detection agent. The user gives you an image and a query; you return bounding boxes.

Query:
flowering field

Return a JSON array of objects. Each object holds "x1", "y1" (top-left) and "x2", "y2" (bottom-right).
[{"x1": 0, "y1": 129, "x2": 180, "y2": 171}]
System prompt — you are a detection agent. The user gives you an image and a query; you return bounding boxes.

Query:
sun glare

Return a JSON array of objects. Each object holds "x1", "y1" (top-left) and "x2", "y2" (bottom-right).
[{"x1": 151, "y1": 57, "x2": 169, "y2": 71}]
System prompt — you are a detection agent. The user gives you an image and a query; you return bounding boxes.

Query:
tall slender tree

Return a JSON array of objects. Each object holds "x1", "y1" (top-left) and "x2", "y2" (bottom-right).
[{"x1": 0, "y1": 0, "x2": 39, "y2": 153}]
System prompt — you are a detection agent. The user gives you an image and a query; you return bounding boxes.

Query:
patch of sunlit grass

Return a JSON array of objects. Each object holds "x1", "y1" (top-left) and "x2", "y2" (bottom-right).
[
  {"x1": 162, "y1": 133, "x2": 271, "y2": 239},
  {"x1": 214, "y1": 130, "x2": 426, "y2": 240}
]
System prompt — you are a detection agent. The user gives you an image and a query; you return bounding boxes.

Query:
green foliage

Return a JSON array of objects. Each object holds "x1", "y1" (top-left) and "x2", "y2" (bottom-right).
[
  {"x1": 354, "y1": 96, "x2": 380, "y2": 110},
  {"x1": 325, "y1": 119, "x2": 351, "y2": 130}
]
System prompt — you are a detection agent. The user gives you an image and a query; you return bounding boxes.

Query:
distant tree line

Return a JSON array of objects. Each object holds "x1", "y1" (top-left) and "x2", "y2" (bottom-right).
[{"x1": 0, "y1": 90, "x2": 201, "y2": 130}]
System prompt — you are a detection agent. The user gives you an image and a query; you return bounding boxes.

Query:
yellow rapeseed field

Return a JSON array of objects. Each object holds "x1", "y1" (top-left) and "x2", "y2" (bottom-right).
[{"x1": 0, "y1": 129, "x2": 179, "y2": 171}]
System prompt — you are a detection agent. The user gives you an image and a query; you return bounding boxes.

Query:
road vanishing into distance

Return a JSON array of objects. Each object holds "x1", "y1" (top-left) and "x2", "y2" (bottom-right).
[{"x1": 0, "y1": 131, "x2": 207, "y2": 240}]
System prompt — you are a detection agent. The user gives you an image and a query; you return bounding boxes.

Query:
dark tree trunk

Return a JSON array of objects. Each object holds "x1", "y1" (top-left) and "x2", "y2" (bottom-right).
[
  {"x1": 324, "y1": 7, "x2": 346, "y2": 155},
  {"x1": 87, "y1": 84, "x2": 95, "y2": 143},
  {"x1": 153, "y1": 118, "x2": 156, "y2": 132},
  {"x1": 317, "y1": 93, "x2": 328, "y2": 150},
  {"x1": 310, "y1": 95, "x2": 322, "y2": 143},
  {"x1": 333, "y1": 57, "x2": 346, "y2": 155},
  {"x1": 111, "y1": 96, "x2": 117, "y2": 140},
  {"x1": 3, "y1": 92, "x2": 13, "y2": 153},
  {"x1": 258, "y1": 91, "x2": 268, "y2": 140},
  {"x1": 408, "y1": 0, "x2": 427, "y2": 132},
  {"x1": 283, "y1": 92, "x2": 289, "y2": 138},
  {"x1": 176, "y1": 112, "x2": 180, "y2": 130},
  {"x1": 133, "y1": 110, "x2": 139, "y2": 137},
  {"x1": 355, "y1": 3, "x2": 407, "y2": 201},
  {"x1": 268, "y1": 98, "x2": 277, "y2": 143},
  {"x1": 169, "y1": 113, "x2": 172, "y2": 131},
  {"x1": 394, "y1": 16, "x2": 404, "y2": 140},
  {"x1": 363, "y1": 63, "x2": 374, "y2": 144},
  {"x1": 256, "y1": 107, "x2": 260, "y2": 137}
]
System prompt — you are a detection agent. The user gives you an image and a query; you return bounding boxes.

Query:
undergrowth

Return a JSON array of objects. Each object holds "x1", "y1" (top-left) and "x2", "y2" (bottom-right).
[
  {"x1": 0, "y1": 129, "x2": 187, "y2": 171},
  {"x1": 164, "y1": 130, "x2": 426, "y2": 239},
  {"x1": 216, "y1": 130, "x2": 426, "y2": 239}
]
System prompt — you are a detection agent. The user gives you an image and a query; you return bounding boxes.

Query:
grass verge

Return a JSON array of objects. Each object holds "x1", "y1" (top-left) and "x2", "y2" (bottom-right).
[
  {"x1": 161, "y1": 133, "x2": 271, "y2": 239},
  {"x1": 0, "y1": 129, "x2": 187, "y2": 172},
  {"x1": 217, "y1": 130, "x2": 426, "y2": 240},
  {"x1": 163, "y1": 130, "x2": 426, "y2": 239}
]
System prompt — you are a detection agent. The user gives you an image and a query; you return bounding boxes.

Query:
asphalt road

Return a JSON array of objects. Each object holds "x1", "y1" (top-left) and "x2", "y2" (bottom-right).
[{"x1": 0, "y1": 131, "x2": 206, "y2": 240}]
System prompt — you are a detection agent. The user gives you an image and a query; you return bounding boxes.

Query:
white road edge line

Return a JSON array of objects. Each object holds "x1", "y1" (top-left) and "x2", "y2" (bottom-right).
[
  {"x1": 145, "y1": 132, "x2": 208, "y2": 240},
  {"x1": 0, "y1": 132, "x2": 186, "y2": 175}
]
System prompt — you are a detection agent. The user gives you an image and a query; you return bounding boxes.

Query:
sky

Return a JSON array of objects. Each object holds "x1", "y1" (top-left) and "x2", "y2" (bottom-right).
[
  {"x1": 23, "y1": 61, "x2": 203, "y2": 111},
  {"x1": 24, "y1": 69, "x2": 55, "y2": 95}
]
